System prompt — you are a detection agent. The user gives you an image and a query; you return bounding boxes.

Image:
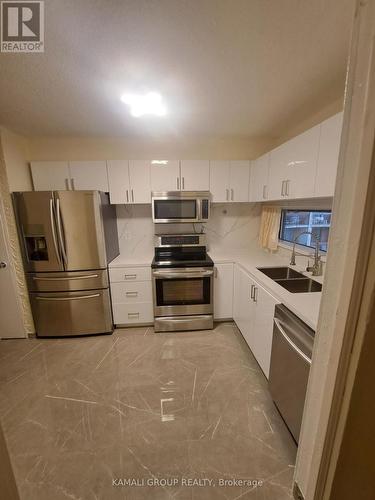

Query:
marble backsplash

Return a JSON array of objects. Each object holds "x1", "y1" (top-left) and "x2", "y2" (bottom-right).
[{"x1": 115, "y1": 203, "x2": 262, "y2": 259}]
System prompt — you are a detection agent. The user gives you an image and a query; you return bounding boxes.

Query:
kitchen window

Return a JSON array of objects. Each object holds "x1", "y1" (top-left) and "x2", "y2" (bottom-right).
[{"x1": 279, "y1": 210, "x2": 331, "y2": 252}]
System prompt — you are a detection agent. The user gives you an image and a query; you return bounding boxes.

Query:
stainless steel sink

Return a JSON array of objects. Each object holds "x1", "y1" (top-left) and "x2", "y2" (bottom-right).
[
  {"x1": 276, "y1": 278, "x2": 322, "y2": 293},
  {"x1": 257, "y1": 266, "x2": 306, "y2": 280}
]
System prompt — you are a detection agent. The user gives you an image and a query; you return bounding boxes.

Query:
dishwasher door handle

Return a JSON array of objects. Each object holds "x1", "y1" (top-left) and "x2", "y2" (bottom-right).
[{"x1": 273, "y1": 318, "x2": 312, "y2": 365}]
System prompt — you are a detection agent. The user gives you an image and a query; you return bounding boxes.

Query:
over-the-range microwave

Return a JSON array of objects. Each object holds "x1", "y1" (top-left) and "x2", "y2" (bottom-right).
[{"x1": 151, "y1": 191, "x2": 210, "y2": 223}]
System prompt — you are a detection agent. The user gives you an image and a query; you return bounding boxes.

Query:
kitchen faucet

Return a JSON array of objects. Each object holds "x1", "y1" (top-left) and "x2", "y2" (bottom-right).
[{"x1": 290, "y1": 231, "x2": 323, "y2": 276}]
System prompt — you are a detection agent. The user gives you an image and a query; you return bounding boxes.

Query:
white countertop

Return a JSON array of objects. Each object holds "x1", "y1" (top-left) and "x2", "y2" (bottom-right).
[
  {"x1": 109, "y1": 246, "x2": 322, "y2": 330},
  {"x1": 208, "y1": 247, "x2": 322, "y2": 330}
]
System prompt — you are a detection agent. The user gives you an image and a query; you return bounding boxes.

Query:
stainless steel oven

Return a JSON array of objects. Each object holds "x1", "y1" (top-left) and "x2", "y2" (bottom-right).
[
  {"x1": 152, "y1": 267, "x2": 213, "y2": 331},
  {"x1": 152, "y1": 191, "x2": 210, "y2": 224}
]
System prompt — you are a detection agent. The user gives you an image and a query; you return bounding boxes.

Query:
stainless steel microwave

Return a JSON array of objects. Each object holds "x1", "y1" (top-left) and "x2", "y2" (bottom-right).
[{"x1": 152, "y1": 191, "x2": 210, "y2": 223}]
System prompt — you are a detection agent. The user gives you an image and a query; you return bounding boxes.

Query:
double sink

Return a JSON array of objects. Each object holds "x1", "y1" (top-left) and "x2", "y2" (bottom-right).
[{"x1": 257, "y1": 267, "x2": 322, "y2": 293}]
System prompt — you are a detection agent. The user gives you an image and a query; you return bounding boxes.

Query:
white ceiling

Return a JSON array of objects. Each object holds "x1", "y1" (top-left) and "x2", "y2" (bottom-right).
[{"x1": 0, "y1": 0, "x2": 354, "y2": 139}]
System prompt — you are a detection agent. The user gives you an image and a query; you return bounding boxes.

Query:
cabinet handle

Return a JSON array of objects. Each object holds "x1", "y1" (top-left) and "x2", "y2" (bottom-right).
[
  {"x1": 126, "y1": 190, "x2": 129, "y2": 203},
  {"x1": 124, "y1": 274, "x2": 137, "y2": 280},
  {"x1": 262, "y1": 185, "x2": 267, "y2": 199},
  {"x1": 177, "y1": 177, "x2": 180, "y2": 190},
  {"x1": 226, "y1": 188, "x2": 229, "y2": 201},
  {"x1": 281, "y1": 180, "x2": 284, "y2": 196},
  {"x1": 250, "y1": 284, "x2": 255, "y2": 300},
  {"x1": 126, "y1": 291, "x2": 138, "y2": 297},
  {"x1": 182, "y1": 177, "x2": 185, "y2": 190},
  {"x1": 65, "y1": 178, "x2": 70, "y2": 190},
  {"x1": 71, "y1": 178, "x2": 75, "y2": 191},
  {"x1": 214, "y1": 267, "x2": 218, "y2": 278},
  {"x1": 128, "y1": 312, "x2": 140, "y2": 319},
  {"x1": 286, "y1": 180, "x2": 290, "y2": 196},
  {"x1": 131, "y1": 189, "x2": 134, "y2": 202},
  {"x1": 253, "y1": 287, "x2": 258, "y2": 303},
  {"x1": 231, "y1": 188, "x2": 234, "y2": 201}
]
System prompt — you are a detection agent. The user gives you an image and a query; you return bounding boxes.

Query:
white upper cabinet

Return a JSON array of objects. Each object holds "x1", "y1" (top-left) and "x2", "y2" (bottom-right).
[
  {"x1": 128, "y1": 161, "x2": 152, "y2": 203},
  {"x1": 31, "y1": 161, "x2": 71, "y2": 191},
  {"x1": 315, "y1": 112, "x2": 343, "y2": 197},
  {"x1": 209, "y1": 160, "x2": 250, "y2": 202},
  {"x1": 250, "y1": 154, "x2": 270, "y2": 201},
  {"x1": 150, "y1": 160, "x2": 180, "y2": 192},
  {"x1": 209, "y1": 161, "x2": 231, "y2": 202},
  {"x1": 180, "y1": 160, "x2": 210, "y2": 191},
  {"x1": 107, "y1": 160, "x2": 152, "y2": 204},
  {"x1": 285, "y1": 125, "x2": 320, "y2": 199},
  {"x1": 69, "y1": 161, "x2": 109, "y2": 191},
  {"x1": 268, "y1": 144, "x2": 288, "y2": 200},
  {"x1": 229, "y1": 161, "x2": 250, "y2": 202},
  {"x1": 107, "y1": 160, "x2": 131, "y2": 204}
]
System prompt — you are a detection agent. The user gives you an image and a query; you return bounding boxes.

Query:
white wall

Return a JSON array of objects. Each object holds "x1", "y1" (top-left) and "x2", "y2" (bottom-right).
[{"x1": 0, "y1": 128, "x2": 32, "y2": 191}]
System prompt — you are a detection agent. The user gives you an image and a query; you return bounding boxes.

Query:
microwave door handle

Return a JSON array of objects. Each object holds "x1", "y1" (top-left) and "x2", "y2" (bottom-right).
[
  {"x1": 50, "y1": 199, "x2": 62, "y2": 266},
  {"x1": 273, "y1": 318, "x2": 312, "y2": 365},
  {"x1": 55, "y1": 198, "x2": 68, "y2": 268}
]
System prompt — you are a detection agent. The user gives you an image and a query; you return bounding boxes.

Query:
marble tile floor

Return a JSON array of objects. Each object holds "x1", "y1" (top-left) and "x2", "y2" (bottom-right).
[{"x1": 0, "y1": 322, "x2": 297, "y2": 500}]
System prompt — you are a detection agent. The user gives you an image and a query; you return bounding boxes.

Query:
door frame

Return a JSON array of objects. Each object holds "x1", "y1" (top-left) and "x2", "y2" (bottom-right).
[{"x1": 294, "y1": 0, "x2": 375, "y2": 498}]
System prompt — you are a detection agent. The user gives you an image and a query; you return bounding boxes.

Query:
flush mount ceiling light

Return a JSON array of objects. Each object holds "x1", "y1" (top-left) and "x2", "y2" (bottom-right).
[{"x1": 120, "y1": 92, "x2": 167, "y2": 117}]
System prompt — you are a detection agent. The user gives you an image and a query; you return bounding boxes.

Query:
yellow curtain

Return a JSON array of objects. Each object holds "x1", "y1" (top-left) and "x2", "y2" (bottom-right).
[{"x1": 259, "y1": 206, "x2": 281, "y2": 251}]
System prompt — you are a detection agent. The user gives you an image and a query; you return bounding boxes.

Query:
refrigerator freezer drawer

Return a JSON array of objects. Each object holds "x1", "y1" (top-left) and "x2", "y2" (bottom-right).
[
  {"x1": 27, "y1": 269, "x2": 109, "y2": 292},
  {"x1": 30, "y1": 289, "x2": 113, "y2": 337}
]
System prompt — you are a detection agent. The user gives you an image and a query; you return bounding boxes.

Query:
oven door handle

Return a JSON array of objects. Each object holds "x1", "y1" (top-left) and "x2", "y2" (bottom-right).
[{"x1": 153, "y1": 270, "x2": 214, "y2": 279}]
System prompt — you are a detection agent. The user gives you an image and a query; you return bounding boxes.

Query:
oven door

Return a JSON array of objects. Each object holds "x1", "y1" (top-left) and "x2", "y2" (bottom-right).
[
  {"x1": 152, "y1": 197, "x2": 199, "y2": 223},
  {"x1": 153, "y1": 268, "x2": 213, "y2": 316}
]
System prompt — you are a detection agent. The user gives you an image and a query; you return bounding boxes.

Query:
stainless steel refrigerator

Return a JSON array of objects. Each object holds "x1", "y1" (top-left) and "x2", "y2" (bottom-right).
[{"x1": 13, "y1": 191, "x2": 119, "y2": 337}]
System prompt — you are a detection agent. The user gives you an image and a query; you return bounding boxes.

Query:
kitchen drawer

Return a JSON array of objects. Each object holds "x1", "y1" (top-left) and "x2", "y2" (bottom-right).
[
  {"x1": 109, "y1": 266, "x2": 151, "y2": 283},
  {"x1": 110, "y1": 281, "x2": 152, "y2": 304},
  {"x1": 112, "y1": 302, "x2": 153, "y2": 325}
]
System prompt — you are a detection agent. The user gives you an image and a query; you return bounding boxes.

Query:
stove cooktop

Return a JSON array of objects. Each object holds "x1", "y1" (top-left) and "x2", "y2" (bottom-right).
[{"x1": 151, "y1": 246, "x2": 214, "y2": 269}]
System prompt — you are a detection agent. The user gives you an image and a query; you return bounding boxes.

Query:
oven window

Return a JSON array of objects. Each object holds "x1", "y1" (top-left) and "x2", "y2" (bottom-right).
[
  {"x1": 154, "y1": 200, "x2": 196, "y2": 219},
  {"x1": 155, "y1": 277, "x2": 211, "y2": 306}
]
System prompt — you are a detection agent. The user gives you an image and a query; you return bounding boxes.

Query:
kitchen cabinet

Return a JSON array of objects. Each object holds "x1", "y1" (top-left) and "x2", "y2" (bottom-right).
[
  {"x1": 180, "y1": 160, "x2": 210, "y2": 191},
  {"x1": 250, "y1": 154, "x2": 270, "y2": 201},
  {"x1": 233, "y1": 264, "x2": 279, "y2": 379},
  {"x1": 31, "y1": 161, "x2": 71, "y2": 191},
  {"x1": 268, "y1": 144, "x2": 288, "y2": 200},
  {"x1": 285, "y1": 125, "x2": 320, "y2": 199},
  {"x1": 107, "y1": 160, "x2": 151, "y2": 204},
  {"x1": 107, "y1": 160, "x2": 131, "y2": 204},
  {"x1": 213, "y1": 263, "x2": 234, "y2": 319},
  {"x1": 209, "y1": 160, "x2": 250, "y2": 202},
  {"x1": 109, "y1": 265, "x2": 153, "y2": 325},
  {"x1": 69, "y1": 161, "x2": 109, "y2": 191},
  {"x1": 150, "y1": 160, "x2": 180, "y2": 192},
  {"x1": 314, "y1": 112, "x2": 343, "y2": 197}
]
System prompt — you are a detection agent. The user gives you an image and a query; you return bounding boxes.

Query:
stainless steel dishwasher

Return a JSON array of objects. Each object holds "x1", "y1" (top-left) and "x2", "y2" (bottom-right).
[{"x1": 269, "y1": 304, "x2": 314, "y2": 443}]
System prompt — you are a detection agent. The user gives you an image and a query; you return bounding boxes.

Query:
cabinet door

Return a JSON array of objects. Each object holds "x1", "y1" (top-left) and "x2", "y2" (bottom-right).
[
  {"x1": 229, "y1": 161, "x2": 250, "y2": 202},
  {"x1": 268, "y1": 144, "x2": 288, "y2": 200},
  {"x1": 315, "y1": 112, "x2": 343, "y2": 197},
  {"x1": 150, "y1": 160, "x2": 180, "y2": 191},
  {"x1": 209, "y1": 161, "x2": 230, "y2": 202},
  {"x1": 128, "y1": 160, "x2": 152, "y2": 203},
  {"x1": 107, "y1": 160, "x2": 130, "y2": 204},
  {"x1": 233, "y1": 265, "x2": 254, "y2": 346},
  {"x1": 213, "y1": 263, "x2": 233, "y2": 319},
  {"x1": 31, "y1": 161, "x2": 71, "y2": 191},
  {"x1": 285, "y1": 125, "x2": 320, "y2": 199},
  {"x1": 250, "y1": 154, "x2": 270, "y2": 202},
  {"x1": 180, "y1": 160, "x2": 210, "y2": 191},
  {"x1": 69, "y1": 161, "x2": 109, "y2": 191},
  {"x1": 252, "y1": 283, "x2": 279, "y2": 379}
]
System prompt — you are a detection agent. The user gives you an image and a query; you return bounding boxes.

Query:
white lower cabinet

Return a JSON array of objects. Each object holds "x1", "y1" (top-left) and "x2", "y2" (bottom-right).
[
  {"x1": 109, "y1": 266, "x2": 153, "y2": 325},
  {"x1": 233, "y1": 264, "x2": 279, "y2": 378},
  {"x1": 213, "y1": 263, "x2": 234, "y2": 319}
]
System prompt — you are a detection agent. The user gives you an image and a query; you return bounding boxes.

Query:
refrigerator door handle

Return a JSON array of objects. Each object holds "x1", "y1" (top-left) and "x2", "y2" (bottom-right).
[
  {"x1": 32, "y1": 274, "x2": 99, "y2": 281},
  {"x1": 35, "y1": 293, "x2": 100, "y2": 301},
  {"x1": 55, "y1": 198, "x2": 68, "y2": 268},
  {"x1": 49, "y1": 199, "x2": 62, "y2": 266}
]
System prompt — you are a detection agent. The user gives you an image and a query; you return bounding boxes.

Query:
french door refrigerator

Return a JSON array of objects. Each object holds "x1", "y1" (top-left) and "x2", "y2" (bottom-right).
[{"x1": 13, "y1": 191, "x2": 119, "y2": 337}]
